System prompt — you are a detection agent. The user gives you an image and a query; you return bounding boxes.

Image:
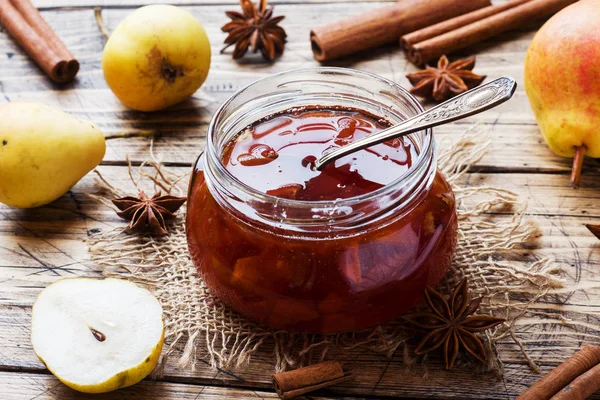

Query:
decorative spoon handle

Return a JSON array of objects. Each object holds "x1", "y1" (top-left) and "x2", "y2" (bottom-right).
[{"x1": 314, "y1": 76, "x2": 517, "y2": 170}]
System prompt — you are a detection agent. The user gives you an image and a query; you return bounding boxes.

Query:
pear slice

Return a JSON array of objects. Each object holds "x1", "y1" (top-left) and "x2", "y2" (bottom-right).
[{"x1": 31, "y1": 278, "x2": 164, "y2": 394}]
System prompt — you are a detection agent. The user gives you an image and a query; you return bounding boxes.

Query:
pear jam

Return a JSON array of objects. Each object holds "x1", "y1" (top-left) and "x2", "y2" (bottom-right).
[
  {"x1": 187, "y1": 106, "x2": 458, "y2": 333},
  {"x1": 222, "y1": 107, "x2": 417, "y2": 200}
]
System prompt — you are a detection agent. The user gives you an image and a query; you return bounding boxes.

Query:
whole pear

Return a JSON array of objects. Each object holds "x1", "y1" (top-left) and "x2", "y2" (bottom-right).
[
  {"x1": 102, "y1": 5, "x2": 211, "y2": 112},
  {"x1": 0, "y1": 102, "x2": 105, "y2": 208},
  {"x1": 524, "y1": 0, "x2": 600, "y2": 187}
]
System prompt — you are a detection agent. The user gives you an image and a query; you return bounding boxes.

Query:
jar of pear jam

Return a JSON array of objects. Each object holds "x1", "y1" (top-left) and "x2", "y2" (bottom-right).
[{"x1": 187, "y1": 68, "x2": 457, "y2": 333}]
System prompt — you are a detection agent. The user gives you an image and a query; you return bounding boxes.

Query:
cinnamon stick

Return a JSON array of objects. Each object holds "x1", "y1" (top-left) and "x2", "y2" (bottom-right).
[
  {"x1": 0, "y1": 0, "x2": 79, "y2": 82},
  {"x1": 517, "y1": 345, "x2": 600, "y2": 400},
  {"x1": 400, "y1": 0, "x2": 532, "y2": 51},
  {"x1": 406, "y1": 0, "x2": 578, "y2": 66},
  {"x1": 551, "y1": 363, "x2": 600, "y2": 400},
  {"x1": 310, "y1": 0, "x2": 491, "y2": 62},
  {"x1": 272, "y1": 361, "x2": 352, "y2": 399}
]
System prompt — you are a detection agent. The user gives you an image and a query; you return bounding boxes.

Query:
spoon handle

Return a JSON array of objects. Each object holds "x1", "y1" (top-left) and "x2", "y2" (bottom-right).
[{"x1": 314, "y1": 76, "x2": 517, "y2": 170}]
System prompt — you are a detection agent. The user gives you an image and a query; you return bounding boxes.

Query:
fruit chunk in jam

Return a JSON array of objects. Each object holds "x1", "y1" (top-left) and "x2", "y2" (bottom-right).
[{"x1": 187, "y1": 107, "x2": 458, "y2": 333}]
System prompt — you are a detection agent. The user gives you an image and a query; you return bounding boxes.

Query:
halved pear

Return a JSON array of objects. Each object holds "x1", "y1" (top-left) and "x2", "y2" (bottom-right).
[{"x1": 31, "y1": 278, "x2": 164, "y2": 394}]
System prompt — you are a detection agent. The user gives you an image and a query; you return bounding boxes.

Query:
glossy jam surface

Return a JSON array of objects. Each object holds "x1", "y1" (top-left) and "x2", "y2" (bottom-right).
[
  {"x1": 222, "y1": 107, "x2": 417, "y2": 200},
  {"x1": 187, "y1": 108, "x2": 458, "y2": 333}
]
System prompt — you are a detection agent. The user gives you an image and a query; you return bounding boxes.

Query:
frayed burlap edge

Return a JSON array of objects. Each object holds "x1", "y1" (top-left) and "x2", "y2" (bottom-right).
[{"x1": 88, "y1": 127, "x2": 565, "y2": 376}]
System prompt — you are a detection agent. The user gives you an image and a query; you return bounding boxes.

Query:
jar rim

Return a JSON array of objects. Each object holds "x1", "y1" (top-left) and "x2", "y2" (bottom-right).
[{"x1": 205, "y1": 66, "x2": 433, "y2": 209}]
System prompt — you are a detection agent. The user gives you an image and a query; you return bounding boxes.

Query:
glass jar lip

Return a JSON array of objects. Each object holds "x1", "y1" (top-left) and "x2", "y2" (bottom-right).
[{"x1": 205, "y1": 66, "x2": 433, "y2": 208}]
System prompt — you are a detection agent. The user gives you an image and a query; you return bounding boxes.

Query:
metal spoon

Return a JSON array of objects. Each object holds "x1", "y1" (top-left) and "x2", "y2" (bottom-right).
[{"x1": 314, "y1": 76, "x2": 517, "y2": 170}]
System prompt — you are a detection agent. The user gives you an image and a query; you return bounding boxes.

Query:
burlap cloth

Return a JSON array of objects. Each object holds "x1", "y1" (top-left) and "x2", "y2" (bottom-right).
[{"x1": 88, "y1": 127, "x2": 564, "y2": 376}]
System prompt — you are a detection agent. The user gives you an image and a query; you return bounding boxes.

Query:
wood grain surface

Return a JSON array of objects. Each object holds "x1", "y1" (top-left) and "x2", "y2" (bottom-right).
[{"x1": 1, "y1": 0, "x2": 599, "y2": 399}]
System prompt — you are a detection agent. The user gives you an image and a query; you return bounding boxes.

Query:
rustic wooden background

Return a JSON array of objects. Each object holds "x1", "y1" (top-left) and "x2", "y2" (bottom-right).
[{"x1": 1, "y1": 0, "x2": 600, "y2": 399}]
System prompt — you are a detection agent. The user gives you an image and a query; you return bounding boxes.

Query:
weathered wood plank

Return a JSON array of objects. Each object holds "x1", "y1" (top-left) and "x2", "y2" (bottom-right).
[
  {"x1": 1, "y1": 164, "x2": 599, "y2": 232},
  {"x1": 26, "y1": 0, "x2": 512, "y2": 10},
  {"x1": 3, "y1": 5, "x2": 598, "y2": 174},
  {"x1": 0, "y1": 371, "x2": 286, "y2": 400},
  {"x1": 0, "y1": 4, "x2": 538, "y2": 111},
  {"x1": 2, "y1": 304, "x2": 600, "y2": 399},
  {"x1": 0, "y1": 165, "x2": 599, "y2": 398},
  {"x1": 33, "y1": 0, "x2": 397, "y2": 8},
  {"x1": 1, "y1": 165, "x2": 599, "y2": 306},
  {"x1": 0, "y1": 164, "x2": 598, "y2": 241}
]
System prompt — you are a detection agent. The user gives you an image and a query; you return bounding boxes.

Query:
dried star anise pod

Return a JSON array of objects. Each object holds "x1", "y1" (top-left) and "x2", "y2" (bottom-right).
[
  {"x1": 587, "y1": 224, "x2": 600, "y2": 240},
  {"x1": 112, "y1": 190, "x2": 186, "y2": 236},
  {"x1": 403, "y1": 278, "x2": 504, "y2": 370},
  {"x1": 221, "y1": 0, "x2": 287, "y2": 61},
  {"x1": 406, "y1": 55, "x2": 486, "y2": 102}
]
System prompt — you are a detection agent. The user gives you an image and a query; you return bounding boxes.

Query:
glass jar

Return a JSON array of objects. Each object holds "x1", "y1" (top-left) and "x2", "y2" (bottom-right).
[{"x1": 186, "y1": 67, "x2": 457, "y2": 333}]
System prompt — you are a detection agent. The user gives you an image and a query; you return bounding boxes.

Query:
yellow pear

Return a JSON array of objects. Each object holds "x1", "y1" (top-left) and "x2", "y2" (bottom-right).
[
  {"x1": 524, "y1": 1, "x2": 600, "y2": 187},
  {"x1": 31, "y1": 278, "x2": 164, "y2": 393},
  {"x1": 0, "y1": 102, "x2": 105, "y2": 208},
  {"x1": 102, "y1": 5, "x2": 211, "y2": 112}
]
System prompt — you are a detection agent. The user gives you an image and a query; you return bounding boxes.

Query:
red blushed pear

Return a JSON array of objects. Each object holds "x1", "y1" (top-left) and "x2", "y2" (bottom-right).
[{"x1": 524, "y1": 0, "x2": 600, "y2": 188}]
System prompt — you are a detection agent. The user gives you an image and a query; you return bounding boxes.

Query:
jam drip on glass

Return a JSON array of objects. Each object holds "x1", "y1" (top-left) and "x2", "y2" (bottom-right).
[{"x1": 222, "y1": 107, "x2": 416, "y2": 201}]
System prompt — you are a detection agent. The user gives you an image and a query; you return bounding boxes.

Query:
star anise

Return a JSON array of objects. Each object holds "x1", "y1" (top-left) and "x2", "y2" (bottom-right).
[
  {"x1": 406, "y1": 55, "x2": 486, "y2": 102},
  {"x1": 221, "y1": 0, "x2": 287, "y2": 61},
  {"x1": 403, "y1": 278, "x2": 504, "y2": 370},
  {"x1": 587, "y1": 224, "x2": 600, "y2": 240},
  {"x1": 112, "y1": 190, "x2": 186, "y2": 236}
]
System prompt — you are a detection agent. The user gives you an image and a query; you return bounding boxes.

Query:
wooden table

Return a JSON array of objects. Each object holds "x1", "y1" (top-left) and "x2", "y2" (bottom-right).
[{"x1": 1, "y1": 1, "x2": 600, "y2": 399}]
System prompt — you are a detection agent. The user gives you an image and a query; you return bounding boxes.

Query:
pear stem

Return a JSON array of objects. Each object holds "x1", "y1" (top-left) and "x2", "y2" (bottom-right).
[
  {"x1": 570, "y1": 145, "x2": 586, "y2": 188},
  {"x1": 105, "y1": 130, "x2": 156, "y2": 140},
  {"x1": 94, "y1": 7, "x2": 110, "y2": 40}
]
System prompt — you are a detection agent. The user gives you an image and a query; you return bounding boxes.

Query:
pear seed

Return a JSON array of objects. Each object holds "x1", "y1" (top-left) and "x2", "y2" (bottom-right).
[{"x1": 90, "y1": 328, "x2": 106, "y2": 342}]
